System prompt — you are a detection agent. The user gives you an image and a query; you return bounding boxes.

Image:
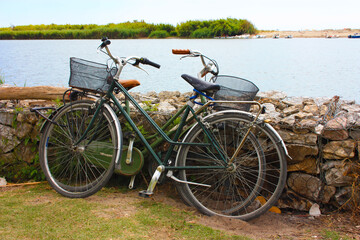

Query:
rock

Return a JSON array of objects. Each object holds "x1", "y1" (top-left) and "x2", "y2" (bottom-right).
[
  {"x1": 319, "y1": 105, "x2": 328, "y2": 116},
  {"x1": 346, "y1": 112, "x2": 360, "y2": 128},
  {"x1": 309, "y1": 203, "x2": 321, "y2": 217},
  {"x1": 282, "y1": 105, "x2": 300, "y2": 116},
  {"x1": 0, "y1": 111, "x2": 15, "y2": 126},
  {"x1": 0, "y1": 177, "x2": 6, "y2": 186},
  {"x1": 0, "y1": 125, "x2": 20, "y2": 153},
  {"x1": 279, "y1": 115, "x2": 295, "y2": 126},
  {"x1": 333, "y1": 187, "x2": 358, "y2": 209},
  {"x1": 287, "y1": 173, "x2": 323, "y2": 201},
  {"x1": 286, "y1": 144, "x2": 318, "y2": 163},
  {"x1": 341, "y1": 104, "x2": 360, "y2": 113},
  {"x1": 14, "y1": 143, "x2": 37, "y2": 164},
  {"x1": 158, "y1": 91, "x2": 181, "y2": 100},
  {"x1": 157, "y1": 101, "x2": 177, "y2": 113},
  {"x1": 288, "y1": 157, "x2": 318, "y2": 174},
  {"x1": 303, "y1": 104, "x2": 319, "y2": 115},
  {"x1": 315, "y1": 124, "x2": 324, "y2": 135},
  {"x1": 282, "y1": 96, "x2": 306, "y2": 106},
  {"x1": 321, "y1": 185, "x2": 336, "y2": 203},
  {"x1": 298, "y1": 119, "x2": 318, "y2": 130},
  {"x1": 323, "y1": 161, "x2": 355, "y2": 186},
  {"x1": 277, "y1": 191, "x2": 313, "y2": 211},
  {"x1": 322, "y1": 116, "x2": 349, "y2": 140},
  {"x1": 322, "y1": 140, "x2": 356, "y2": 159},
  {"x1": 294, "y1": 111, "x2": 313, "y2": 119},
  {"x1": 15, "y1": 122, "x2": 33, "y2": 139},
  {"x1": 25, "y1": 112, "x2": 38, "y2": 124},
  {"x1": 260, "y1": 103, "x2": 281, "y2": 121},
  {"x1": 257, "y1": 90, "x2": 287, "y2": 100},
  {"x1": 0, "y1": 153, "x2": 17, "y2": 165},
  {"x1": 277, "y1": 130, "x2": 318, "y2": 145},
  {"x1": 303, "y1": 98, "x2": 316, "y2": 106},
  {"x1": 16, "y1": 112, "x2": 27, "y2": 122}
]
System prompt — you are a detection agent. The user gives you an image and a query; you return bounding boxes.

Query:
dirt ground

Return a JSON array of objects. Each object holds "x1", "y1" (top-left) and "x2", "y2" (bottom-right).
[{"x1": 150, "y1": 185, "x2": 360, "y2": 240}]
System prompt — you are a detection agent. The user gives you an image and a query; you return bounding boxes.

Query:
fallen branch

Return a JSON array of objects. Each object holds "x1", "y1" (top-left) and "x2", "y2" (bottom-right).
[{"x1": 0, "y1": 86, "x2": 68, "y2": 100}]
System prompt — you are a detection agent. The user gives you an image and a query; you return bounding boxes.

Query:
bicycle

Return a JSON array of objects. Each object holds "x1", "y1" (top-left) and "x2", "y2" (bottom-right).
[{"x1": 32, "y1": 38, "x2": 288, "y2": 221}]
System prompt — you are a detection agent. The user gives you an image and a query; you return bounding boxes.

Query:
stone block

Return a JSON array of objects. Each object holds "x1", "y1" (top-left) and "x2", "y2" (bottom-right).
[
  {"x1": 0, "y1": 125, "x2": 20, "y2": 153},
  {"x1": 322, "y1": 160, "x2": 356, "y2": 186},
  {"x1": 277, "y1": 130, "x2": 318, "y2": 145},
  {"x1": 322, "y1": 116, "x2": 349, "y2": 140},
  {"x1": 0, "y1": 111, "x2": 15, "y2": 126},
  {"x1": 288, "y1": 157, "x2": 318, "y2": 174},
  {"x1": 286, "y1": 144, "x2": 318, "y2": 163},
  {"x1": 322, "y1": 140, "x2": 356, "y2": 159},
  {"x1": 287, "y1": 173, "x2": 322, "y2": 201}
]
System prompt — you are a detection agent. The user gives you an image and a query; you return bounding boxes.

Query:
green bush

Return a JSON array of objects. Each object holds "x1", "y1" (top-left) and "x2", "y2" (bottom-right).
[
  {"x1": 149, "y1": 30, "x2": 168, "y2": 38},
  {"x1": 191, "y1": 28, "x2": 212, "y2": 38},
  {"x1": 0, "y1": 19, "x2": 257, "y2": 39}
]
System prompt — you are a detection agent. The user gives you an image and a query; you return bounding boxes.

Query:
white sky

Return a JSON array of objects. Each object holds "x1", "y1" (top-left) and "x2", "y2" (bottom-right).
[{"x1": 0, "y1": 0, "x2": 359, "y2": 30}]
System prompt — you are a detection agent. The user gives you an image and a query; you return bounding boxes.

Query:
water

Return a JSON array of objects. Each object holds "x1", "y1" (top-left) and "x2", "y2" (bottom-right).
[{"x1": 0, "y1": 38, "x2": 359, "y2": 102}]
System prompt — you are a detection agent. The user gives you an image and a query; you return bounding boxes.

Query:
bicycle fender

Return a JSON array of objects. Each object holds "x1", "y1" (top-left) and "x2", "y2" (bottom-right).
[
  {"x1": 264, "y1": 122, "x2": 291, "y2": 159},
  {"x1": 102, "y1": 102, "x2": 123, "y2": 166}
]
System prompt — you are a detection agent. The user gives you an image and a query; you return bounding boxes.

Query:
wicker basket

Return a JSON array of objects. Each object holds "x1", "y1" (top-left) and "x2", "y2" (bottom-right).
[
  {"x1": 213, "y1": 75, "x2": 259, "y2": 111},
  {"x1": 69, "y1": 57, "x2": 117, "y2": 93}
]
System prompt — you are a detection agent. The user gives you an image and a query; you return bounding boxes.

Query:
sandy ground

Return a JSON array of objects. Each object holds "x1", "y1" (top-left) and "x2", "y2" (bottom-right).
[{"x1": 257, "y1": 28, "x2": 360, "y2": 38}]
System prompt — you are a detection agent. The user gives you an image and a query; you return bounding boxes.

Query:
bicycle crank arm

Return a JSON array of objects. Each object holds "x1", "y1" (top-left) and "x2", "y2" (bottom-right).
[{"x1": 166, "y1": 171, "x2": 211, "y2": 188}]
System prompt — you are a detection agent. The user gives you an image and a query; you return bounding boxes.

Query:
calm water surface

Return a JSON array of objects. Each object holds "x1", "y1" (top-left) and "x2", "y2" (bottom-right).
[{"x1": 0, "y1": 39, "x2": 359, "y2": 102}]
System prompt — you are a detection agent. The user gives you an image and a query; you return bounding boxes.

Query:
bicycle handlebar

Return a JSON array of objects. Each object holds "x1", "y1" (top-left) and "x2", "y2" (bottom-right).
[
  {"x1": 172, "y1": 48, "x2": 219, "y2": 80},
  {"x1": 98, "y1": 37, "x2": 161, "y2": 70},
  {"x1": 139, "y1": 57, "x2": 161, "y2": 69}
]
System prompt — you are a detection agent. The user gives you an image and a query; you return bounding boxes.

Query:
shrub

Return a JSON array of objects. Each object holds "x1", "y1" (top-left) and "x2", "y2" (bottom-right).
[{"x1": 149, "y1": 30, "x2": 168, "y2": 38}]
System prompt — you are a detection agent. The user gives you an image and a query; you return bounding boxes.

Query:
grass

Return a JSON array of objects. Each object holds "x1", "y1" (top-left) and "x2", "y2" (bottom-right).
[
  {"x1": 321, "y1": 229, "x2": 353, "y2": 240},
  {"x1": 0, "y1": 183, "x2": 249, "y2": 240},
  {"x1": 0, "y1": 71, "x2": 4, "y2": 85}
]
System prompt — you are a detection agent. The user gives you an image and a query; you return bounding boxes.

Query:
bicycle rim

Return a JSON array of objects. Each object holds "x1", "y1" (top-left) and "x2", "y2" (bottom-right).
[
  {"x1": 40, "y1": 100, "x2": 121, "y2": 198},
  {"x1": 176, "y1": 111, "x2": 287, "y2": 220}
]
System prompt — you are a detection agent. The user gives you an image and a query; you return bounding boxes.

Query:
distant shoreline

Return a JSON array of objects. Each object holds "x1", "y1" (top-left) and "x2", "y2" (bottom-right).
[{"x1": 257, "y1": 29, "x2": 360, "y2": 38}]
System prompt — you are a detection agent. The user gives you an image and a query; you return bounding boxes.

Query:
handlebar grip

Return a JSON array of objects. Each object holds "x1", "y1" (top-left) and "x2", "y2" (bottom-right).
[
  {"x1": 140, "y1": 57, "x2": 161, "y2": 69},
  {"x1": 172, "y1": 49, "x2": 191, "y2": 55},
  {"x1": 100, "y1": 39, "x2": 111, "y2": 49}
]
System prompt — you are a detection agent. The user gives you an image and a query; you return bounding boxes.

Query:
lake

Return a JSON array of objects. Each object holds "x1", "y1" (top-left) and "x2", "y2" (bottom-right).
[{"x1": 0, "y1": 38, "x2": 359, "y2": 102}]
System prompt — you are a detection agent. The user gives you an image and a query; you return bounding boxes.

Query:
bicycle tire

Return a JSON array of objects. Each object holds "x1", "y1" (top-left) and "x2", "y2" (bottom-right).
[
  {"x1": 175, "y1": 111, "x2": 287, "y2": 220},
  {"x1": 39, "y1": 100, "x2": 122, "y2": 198}
]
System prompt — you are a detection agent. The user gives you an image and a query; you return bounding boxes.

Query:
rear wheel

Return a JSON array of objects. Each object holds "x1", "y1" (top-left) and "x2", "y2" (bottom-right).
[
  {"x1": 176, "y1": 112, "x2": 287, "y2": 220},
  {"x1": 39, "y1": 100, "x2": 121, "y2": 198}
]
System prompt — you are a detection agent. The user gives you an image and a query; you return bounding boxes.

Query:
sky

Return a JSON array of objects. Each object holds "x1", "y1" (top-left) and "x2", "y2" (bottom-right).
[{"x1": 0, "y1": 0, "x2": 359, "y2": 30}]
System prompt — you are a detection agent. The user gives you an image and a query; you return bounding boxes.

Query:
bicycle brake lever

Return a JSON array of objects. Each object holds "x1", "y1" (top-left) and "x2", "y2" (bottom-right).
[{"x1": 132, "y1": 63, "x2": 149, "y2": 75}]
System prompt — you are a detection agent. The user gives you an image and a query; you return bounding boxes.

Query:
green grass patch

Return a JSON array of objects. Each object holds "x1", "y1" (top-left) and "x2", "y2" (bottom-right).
[
  {"x1": 0, "y1": 183, "x2": 250, "y2": 240},
  {"x1": 321, "y1": 229, "x2": 353, "y2": 240}
]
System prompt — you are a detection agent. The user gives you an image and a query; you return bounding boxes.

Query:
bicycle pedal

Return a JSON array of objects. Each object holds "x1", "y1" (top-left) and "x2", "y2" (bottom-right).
[{"x1": 139, "y1": 190, "x2": 153, "y2": 198}]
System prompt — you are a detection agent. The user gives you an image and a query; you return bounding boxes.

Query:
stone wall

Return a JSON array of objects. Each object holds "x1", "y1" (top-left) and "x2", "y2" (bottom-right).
[
  {"x1": 256, "y1": 91, "x2": 360, "y2": 212},
  {"x1": 1, "y1": 91, "x2": 359, "y2": 213},
  {"x1": 0, "y1": 101, "x2": 41, "y2": 181}
]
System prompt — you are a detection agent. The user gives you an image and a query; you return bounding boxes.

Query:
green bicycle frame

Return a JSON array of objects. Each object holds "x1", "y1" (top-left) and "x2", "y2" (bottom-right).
[{"x1": 74, "y1": 78, "x2": 228, "y2": 171}]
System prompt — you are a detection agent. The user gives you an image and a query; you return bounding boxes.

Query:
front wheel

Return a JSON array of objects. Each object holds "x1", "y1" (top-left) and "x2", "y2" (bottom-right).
[
  {"x1": 39, "y1": 100, "x2": 121, "y2": 198},
  {"x1": 175, "y1": 111, "x2": 287, "y2": 221}
]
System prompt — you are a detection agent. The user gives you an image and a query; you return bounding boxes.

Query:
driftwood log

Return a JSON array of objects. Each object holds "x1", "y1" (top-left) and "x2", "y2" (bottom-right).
[{"x1": 0, "y1": 86, "x2": 69, "y2": 100}]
